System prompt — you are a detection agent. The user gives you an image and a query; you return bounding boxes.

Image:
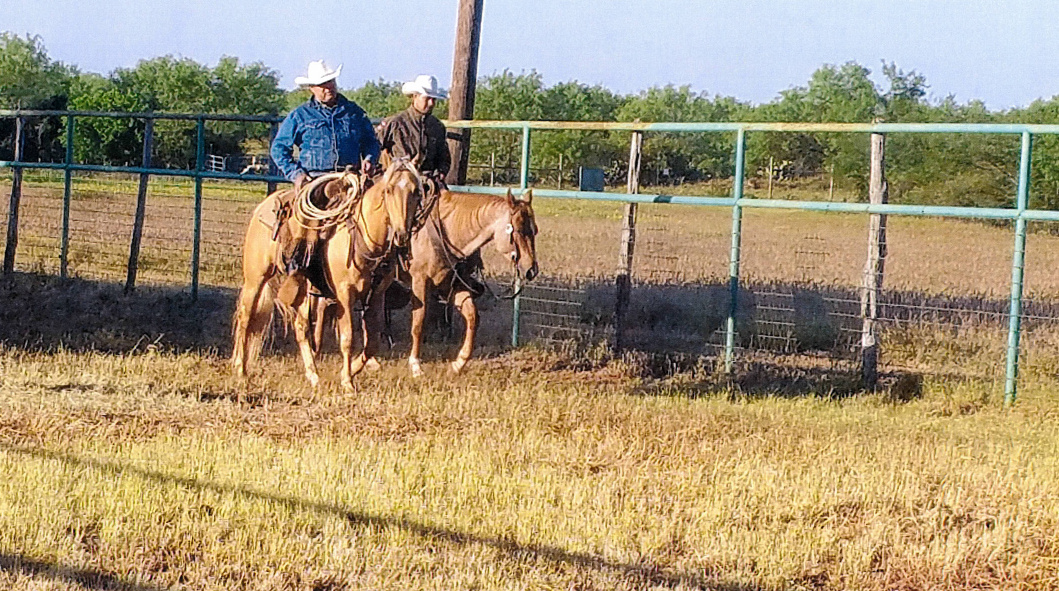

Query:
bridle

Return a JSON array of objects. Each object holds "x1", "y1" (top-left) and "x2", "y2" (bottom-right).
[
  {"x1": 348, "y1": 160, "x2": 424, "y2": 269},
  {"x1": 429, "y1": 202, "x2": 533, "y2": 301}
]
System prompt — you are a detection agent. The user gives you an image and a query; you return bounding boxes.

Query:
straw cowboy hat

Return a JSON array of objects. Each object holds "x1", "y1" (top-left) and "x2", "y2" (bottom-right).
[
  {"x1": 295, "y1": 60, "x2": 342, "y2": 86},
  {"x1": 401, "y1": 75, "x2": 449, "y2": 99}
]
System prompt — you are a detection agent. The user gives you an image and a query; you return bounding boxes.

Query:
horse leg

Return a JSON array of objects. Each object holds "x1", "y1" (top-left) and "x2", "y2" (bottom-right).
[
  {"x1": 347, "y1": 286, "x2": 378, "y2": 379},
  {"x1": 361, "y1": 269, "x2": 393, "y2": 373},
  {"x1": 408, "y1": 275, "x2": 430, "y2": 378},
  {"x1": 311, "y1": 295, "x2": 329, "y2": 354},
  {"x1": 336, "y1": 284, "x2": 358, "y2": 392},
  {"x1": 450, "y1": 290, "x2": 478, "y2": 374},
  {"x1": 290, "y1": 279, "x2": 320, "y2": 388}
]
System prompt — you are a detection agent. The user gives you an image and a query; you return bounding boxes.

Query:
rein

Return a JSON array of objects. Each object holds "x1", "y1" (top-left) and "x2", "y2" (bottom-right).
[
  {"x1": 427, "y1": 200, "x2": 525, "y2": 301},
  {"x1": 348, "y1": 159, "x2": 424, "y2": 270}
]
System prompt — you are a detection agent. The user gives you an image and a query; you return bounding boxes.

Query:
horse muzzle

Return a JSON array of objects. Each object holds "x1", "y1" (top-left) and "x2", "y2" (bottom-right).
[
  {"x1": 524, "y1": 262, "x2": 539, "y2": 282},
  {"x1": 393, "y1": 228, "x2": 411, "y2": 248}
]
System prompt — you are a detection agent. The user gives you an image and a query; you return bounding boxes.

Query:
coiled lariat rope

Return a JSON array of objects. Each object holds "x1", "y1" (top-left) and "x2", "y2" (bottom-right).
[{"x1": 290, "y1": 171, "x2": 363, "y2": 231}]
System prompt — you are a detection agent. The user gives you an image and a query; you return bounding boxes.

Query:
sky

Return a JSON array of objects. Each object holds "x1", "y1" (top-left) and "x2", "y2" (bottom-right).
[{"x1": 7, "y1": 0, "x2": 1059, "y2": 110}]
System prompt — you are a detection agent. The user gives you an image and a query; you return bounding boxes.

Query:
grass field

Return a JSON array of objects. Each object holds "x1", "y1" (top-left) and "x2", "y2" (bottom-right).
[
  {"x1": 2, "y1": 314, "x2": 1059, "y2": 590},
  {"x1": 2, "y1": 173, "x2": 1059, "y2": 589}
]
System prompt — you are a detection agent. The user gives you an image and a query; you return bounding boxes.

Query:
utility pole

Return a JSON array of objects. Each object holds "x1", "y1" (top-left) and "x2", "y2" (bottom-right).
[{"x1": 446, "y1": 0, "x2": 484, "y2": 186}]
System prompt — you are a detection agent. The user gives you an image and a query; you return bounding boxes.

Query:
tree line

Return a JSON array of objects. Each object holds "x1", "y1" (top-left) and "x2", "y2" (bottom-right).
[{"x1": 4, "y1": 32, "x2": 1059, "y2": 209}]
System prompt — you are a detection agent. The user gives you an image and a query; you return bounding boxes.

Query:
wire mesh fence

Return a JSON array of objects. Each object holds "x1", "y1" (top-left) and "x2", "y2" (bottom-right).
[{"x1": 9, "y1": 113, "x2": 1059, "y2": 401}]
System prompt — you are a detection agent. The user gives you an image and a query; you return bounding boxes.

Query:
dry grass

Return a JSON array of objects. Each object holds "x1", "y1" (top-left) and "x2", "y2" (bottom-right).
[{"x1": 2, "y1": 340, "x2": 1059, "y2": 590}]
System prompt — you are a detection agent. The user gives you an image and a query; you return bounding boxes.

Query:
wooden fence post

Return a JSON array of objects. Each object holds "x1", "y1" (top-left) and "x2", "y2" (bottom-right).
[
  {"x1": 862, "y1": 130, "x2": 888, "y2": 388},
  {"x1": 125, "y1": 117, "x2": 154, "y2": 293},
  {"x1": 557, "y1": 153, "x2": 563, "y2": 189},
  {"x1": 767, "y1": 156, "x2": 774, "y2": 199},
  {"x1": 3, "y1": 116, "x2": 25, "y2": 275},
  {"x1": 614, "y1": 130, "x2": 643, "y2": 352},
  {"x1": 191, "y1": 118, "x2": 205, "y2": 300},
  {"x1": 60, "y1": 114, "x2": 75, "y2": 279}
]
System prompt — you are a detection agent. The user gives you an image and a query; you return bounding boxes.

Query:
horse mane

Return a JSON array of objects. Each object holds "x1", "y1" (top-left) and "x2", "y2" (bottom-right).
[{"x1": 439, "y1": 190, "x2": 506, "y2": 230}]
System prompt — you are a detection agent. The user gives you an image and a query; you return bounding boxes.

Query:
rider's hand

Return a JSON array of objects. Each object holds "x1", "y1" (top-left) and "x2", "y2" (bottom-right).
[
  {"x1": 293, "y1": 171, "x2": 308, "y2": 195},
  {"x1": 361, "y1": 159, "x2": 376, "y2": 176}
]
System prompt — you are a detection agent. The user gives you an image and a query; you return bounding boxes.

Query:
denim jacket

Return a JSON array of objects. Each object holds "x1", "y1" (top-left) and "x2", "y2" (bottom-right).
[{"x1": 270, "y1": 94, "x2": 381, "y2": 181}]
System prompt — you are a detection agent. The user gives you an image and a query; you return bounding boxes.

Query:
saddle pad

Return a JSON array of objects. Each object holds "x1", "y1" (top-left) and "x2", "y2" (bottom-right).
[{"x1": 254, "y1": 192, "x2": 286, "y2": 231}]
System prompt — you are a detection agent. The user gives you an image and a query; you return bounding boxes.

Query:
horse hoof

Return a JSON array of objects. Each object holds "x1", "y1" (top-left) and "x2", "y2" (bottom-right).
[
  {"x1": 341, "y1": 380, "x2": 355, "y2": 393},
  {"x1": 307, "y1": 373, "x2": 320, "y2": 389},
  {"x1": 365, "y1": 357, "x2": 382, "y2": 372},
  {"x1": 451, "y1": 359, "x2": 467, "y2": 374},
  {"x1": 409, "y1": 359, "x2": 423, "y2": 378}
]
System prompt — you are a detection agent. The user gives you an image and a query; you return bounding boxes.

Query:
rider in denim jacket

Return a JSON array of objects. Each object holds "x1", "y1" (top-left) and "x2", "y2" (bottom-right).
[
  {"x1": 269, "y1": 61, "x2": 381, "y2": 275},
  {"x1": 270, "y1": 60, "x2": 381, "y2": 193}
]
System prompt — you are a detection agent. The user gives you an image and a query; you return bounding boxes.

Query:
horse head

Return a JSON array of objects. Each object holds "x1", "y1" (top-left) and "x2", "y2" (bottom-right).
[
  {"x1": 496, "y1": 188, "x2": 539, "y2": 281},
  {"x1": 380, "y1": 157, "x2": 424, "y2": 248}
]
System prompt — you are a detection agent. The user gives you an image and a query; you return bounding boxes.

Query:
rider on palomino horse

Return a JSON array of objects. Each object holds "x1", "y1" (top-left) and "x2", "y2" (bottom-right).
[
  {"x1": 270, "y1": 60, "x2": 381, "y2": 275},
  {"x1": 376, "y1": 74, "x2": 485, "y2": 297}
]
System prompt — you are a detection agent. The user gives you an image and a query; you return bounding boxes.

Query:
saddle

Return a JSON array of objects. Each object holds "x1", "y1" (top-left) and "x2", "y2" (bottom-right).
[{"x1": 262, "y1": 173, "x2": 369, "y2": 305}]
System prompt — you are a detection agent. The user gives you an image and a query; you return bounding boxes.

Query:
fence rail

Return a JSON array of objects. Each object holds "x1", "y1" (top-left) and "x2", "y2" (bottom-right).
[{"x1": 2, "y1": 110, "x2": 1058, "y2": 405}]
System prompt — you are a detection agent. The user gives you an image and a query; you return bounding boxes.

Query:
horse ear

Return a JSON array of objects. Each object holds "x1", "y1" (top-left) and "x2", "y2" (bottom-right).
[
  {"x1": 521, "y1": 189, "x2": 533, "y2": 205},
  {"x1": 506, "y1": 188, "x2": 516, "y2": 208}
]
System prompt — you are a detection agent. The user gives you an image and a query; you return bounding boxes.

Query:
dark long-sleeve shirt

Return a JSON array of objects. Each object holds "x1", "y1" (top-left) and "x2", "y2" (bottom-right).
[
  {"x1": 376, "y1": 107, "x2": 450, "y2": 177},
  {"x1": 270, "y1": 94, "x2": 381, "y2": 181}
]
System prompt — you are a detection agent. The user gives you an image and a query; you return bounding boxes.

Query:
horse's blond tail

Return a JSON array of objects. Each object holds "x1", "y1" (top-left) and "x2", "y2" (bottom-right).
[{"x1": 243, "y1": 281, "x2": 276, "y2": 370}]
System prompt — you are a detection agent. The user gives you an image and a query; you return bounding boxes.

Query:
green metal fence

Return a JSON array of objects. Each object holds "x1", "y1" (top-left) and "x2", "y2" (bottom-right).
[{"x1": 3, "y1": 110, "x2": 1058, "y2": 404}]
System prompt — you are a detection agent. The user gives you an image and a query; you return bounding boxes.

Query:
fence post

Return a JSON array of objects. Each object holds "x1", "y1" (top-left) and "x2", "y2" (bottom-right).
[
  {"x1": 266, "y1": 121, "x2": 279, "y2": 195},
  {"x1": 60, "y1": 114, "x2": 75, "y2": 278},
  {"x1": 557, "y1": 152, "x2": 564, "y2": 190},
  {"x1": 614, "y1": 130, "x2": 643, "y2": 352},
  {"x1": 3, "y1": 116, "x2": 25, "y2": 275},
  {"x1": 125, "y1": 117, "x2": 154, "y2": 293},
  {"x1": 191, "y1": 118, "x2": 205, "y2": 300},
  {"x1": 861, "y1": 130, "x2": 888, "y2": 389},
  {"x1": 1005, "y1": 131, "x2": 1032, "y2": 406},
  {"x1": 767, "y1": 156, "x2": 774, "y2": 199},
  {"x1": 724, "y1": 128, "x2": 747, "y2": 375},
  {"x1": 511, "y1": 125, "x2": 530, "y2": 347}
]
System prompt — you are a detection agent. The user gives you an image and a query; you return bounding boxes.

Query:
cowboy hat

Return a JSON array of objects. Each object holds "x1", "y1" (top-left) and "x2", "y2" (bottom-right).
[
  {"x1": 295, "y1": 60, "x2": 342, "y2": 86},
  {"x1": 401, "y1": 75, "x2": 449, "y2": 99}
]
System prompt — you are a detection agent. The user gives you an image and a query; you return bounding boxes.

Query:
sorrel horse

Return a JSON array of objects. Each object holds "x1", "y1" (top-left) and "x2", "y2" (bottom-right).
[
  {"x1": 402, "y1": 188, "x2": 539, "y2": 377},
  {"x1": 230, "y1": 160, "x2": 422, "y2": 390}
]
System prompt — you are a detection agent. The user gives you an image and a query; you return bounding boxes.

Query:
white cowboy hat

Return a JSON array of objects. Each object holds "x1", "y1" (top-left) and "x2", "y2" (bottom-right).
[
  {"x1": 295, "y1": 60, "x2": 342, "y2": 86},
  {"x1": 401, "y1": 75, "x2": 449, "y2": 99}
]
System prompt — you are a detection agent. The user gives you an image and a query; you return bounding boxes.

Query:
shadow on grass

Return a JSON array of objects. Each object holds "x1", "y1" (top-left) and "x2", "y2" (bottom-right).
[
  {"x1": 3, "y1": 444, "x2": 762, "y2": 591},
  {"x1": 0, "y1": 552, "x2": 167, "y2": 591},
  {"x1": 0, "y1": 272, "x2": 236, "y2": 354},
  {"x1": 0, "y1": 270, "x2": 1006, "y2": 400}
]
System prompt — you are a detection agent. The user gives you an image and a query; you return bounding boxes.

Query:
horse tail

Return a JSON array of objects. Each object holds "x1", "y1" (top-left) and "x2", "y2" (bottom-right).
[{"x1": 244, "y1": 280, "x2": 277, "y2": 369}]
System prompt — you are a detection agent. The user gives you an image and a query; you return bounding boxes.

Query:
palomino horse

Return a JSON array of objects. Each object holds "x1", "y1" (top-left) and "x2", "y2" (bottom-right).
[
  {"x1": 230, "y1": 160, "x2": 422, "y2": 390},
  {"x1": 403, "y1": 188, "x2": 539, "y2": 377}
]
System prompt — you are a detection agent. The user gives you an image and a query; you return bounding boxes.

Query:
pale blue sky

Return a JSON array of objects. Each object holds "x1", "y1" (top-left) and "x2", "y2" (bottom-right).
[{"x1": 7, "y1": 0, "x2": 1059, "y2": 109}]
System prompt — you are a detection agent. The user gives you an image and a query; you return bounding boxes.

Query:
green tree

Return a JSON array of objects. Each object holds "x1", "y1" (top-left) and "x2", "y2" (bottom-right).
[
  {"x1": 71, "y1": 55, "x2": 286, "y2": 168},
  {"x1": 468, "y1": 71, "x2": 547, "y2": 183},
  {"x1": 617, "y1": 85, "x2": 744, "y2": 182},
  {"x1": 0, "y1": 33, "x2": 77, "y2": 161},
  {"x1": 345, "y1": 79, "x2": 417, "y2": 119},
  {"x1": 0, "y1": 33, "x2": 75, "y2": 109},
  {"x1": 67, "y1": 75, "x2": 153, "y2": 165}
]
